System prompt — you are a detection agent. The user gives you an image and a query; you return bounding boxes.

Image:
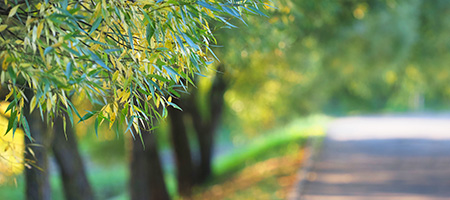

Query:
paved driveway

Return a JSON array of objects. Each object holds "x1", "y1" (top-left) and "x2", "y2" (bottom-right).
[{"x1": 300, "y1": 115, "x2": 450, "y2": 200}]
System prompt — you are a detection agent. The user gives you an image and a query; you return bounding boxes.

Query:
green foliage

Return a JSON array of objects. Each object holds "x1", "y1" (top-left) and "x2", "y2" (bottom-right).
[
  {"x1": 215, "y1": 0, "x2": 450, "y2": 135},
  {"x1": 0, "y1": 0, "x2": 267, "y2": 137}
]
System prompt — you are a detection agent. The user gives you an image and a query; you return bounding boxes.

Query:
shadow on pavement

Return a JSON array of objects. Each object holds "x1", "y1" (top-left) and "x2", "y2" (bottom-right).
[{"x1": 302, "y1": 115, "x2": 450, "y2": 200}]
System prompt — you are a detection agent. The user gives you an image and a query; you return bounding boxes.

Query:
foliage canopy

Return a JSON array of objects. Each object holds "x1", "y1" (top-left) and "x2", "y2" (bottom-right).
[{"x1": 0, "y1": 0, "x2": 267, "y2": 138}]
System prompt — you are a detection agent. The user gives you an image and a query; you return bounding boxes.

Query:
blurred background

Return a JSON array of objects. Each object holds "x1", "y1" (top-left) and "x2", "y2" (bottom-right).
[{"x1": 2, "y1": 0, "x2": 450, "y2": 199}]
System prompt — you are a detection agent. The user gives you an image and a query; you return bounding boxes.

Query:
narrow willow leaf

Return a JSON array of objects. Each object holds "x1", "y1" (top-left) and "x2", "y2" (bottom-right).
[
  {"x1": 167, "y1": 101, "x2": 182, "y2": 111},
  {"x1": 182, "y1": 33, "x2": 199, "y2": 50},
  {"x1": 89, "y1": 17, "x2": 102, "y2": 35},
  {"x1": 65, "y1": 61, "x2": 73, "y2": 79},
  {"x1": 8, "y1": 5, "x2": 20, "y2": 18},
  {"x1": 94, "y1": 116, "x2": 99, "y2": 137},
  {"x1": 44, "y1": 47, "x2": 53, "y2": 55},
  {"x1": 146, "y1": 23, "x2": 154, "y2": 44},
  {"x1": 248, "y1": 6, "x2": 268, "y2": 17},
  {"x1": 104, "y1": 49, "x2": 120, "y2": 54},
  {"x1": 87, "y1": 50, "x2": 111, "y2": 71},
  {"x1": 0, "y1": 25, "x2": 7, "y2": 32},
  {"x1": 79, "y1": 111, "x2": 95, "y2": 122},
  {"x1": 197, "y1": 1, "x2": 220, "y2": 11},
  {"x1": 6, "y1": 110, "x2": 17, "y2": 135},
  {"x1": 128, "y1": 27, "x2": 134, "y2": 51},
  {"x1": 5, "y1": 89, "x2": 13, "y2": 101},
  {"x1": 21, "y1": 115, "x2": 31, "y2": 139},
  {"x1": 29, "y1": 96, "x2": 37, "y2": 114},
  {"x1": 175, "y1": 35, "x2": 186, "y2": 53}
]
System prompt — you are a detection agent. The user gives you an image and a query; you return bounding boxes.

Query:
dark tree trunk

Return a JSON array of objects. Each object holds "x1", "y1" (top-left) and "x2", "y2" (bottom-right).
[
  {"x1": 129, "y1": 126, "x2": 170, "y2": 200},
  {"x1": 193, "y1": 124, "x2": 213, "y2": 183},
  {"x1": 188, "y1": 65, "x2": 228, "y2": 183},
  {"x1": 52, "y1": 112, "x2": 95, "y2": 200},
  {"x1": 24, "y1": 92, "x2": 51, "y2": 200},
  {"x1": 168, "y1": 98, "x2": 194, "y2": 196}
]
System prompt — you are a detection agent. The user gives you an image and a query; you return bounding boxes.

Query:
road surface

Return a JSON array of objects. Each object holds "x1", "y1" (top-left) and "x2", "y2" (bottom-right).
[{"x1": 299, "y1": 114, "x2": 450, "y2": 200}]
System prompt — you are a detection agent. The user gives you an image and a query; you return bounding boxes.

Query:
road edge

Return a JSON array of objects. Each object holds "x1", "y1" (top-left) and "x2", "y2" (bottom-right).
[{"x1": 287, "y1": 135, "x2": 324, "y2": 200}]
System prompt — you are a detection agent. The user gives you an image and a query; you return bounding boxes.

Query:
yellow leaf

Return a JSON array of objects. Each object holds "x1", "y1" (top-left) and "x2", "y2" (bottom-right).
[
  {"x1": 19, "y1": 98, "x2": 24, "y2": 110},
  {"x1": 5, "y1": 89, "x2": 13, "y2": 101},
  {"x1": 0, "y1": 25, "x2": 7, "y2": 32},
  {"x1": 29, "y1": 96, "x2": 37, "y2": 114},
  {"x1": 1, "y1": 53, "x2": 9, "y2": 71},
  {"x1": 110, "y1": 55, "x2": 116, "y2": 69},
  {"x1": 46, "y1": 97, "x2": 51, "y2": 113},
  {"x1": 8, "y1": 5, "x2": 20, "y2": 18},
  {"x1": 109, "y1": 112, "x2": 115, "y2": 129},
  {"x1": 204, "y1": 9, "x2": 215, "y2": 18},
  {"x1": 118, "y1": 49, "x2": 127, "y2": 61},
  {"x1": 91, "y1": 3, "x2": 102, "y2": 23},
  {"x1": 112, "y1": 70, "x2": 119, "y2": 82},
  {"x1": 0, "y1": 101, "x2": 11, "y2": 117},
  {"x1": 36, "y1": 22, "x2": 44, "y2": 38},
  {"x1": 119, "y1": 90, "x2": 130, "y2": 104},
  {"x1": 133, "y1": 105, "x2": 143, "y2": 113},
  {"x1": 155, "y1": 94, "x2": 160, "y2": 109},
  {"x1": 51, "y1": 41, "x2": 63, "y2": 48},
  {"x1": 116, "y1": 60, "x2": 125, "y2": 72},
  {"x1": 26, "y1": 18, "x2": 37, "y2": 27},
  {"x1": 90, "y1": 44, "x2": 100, "y2": 50},
  {"x1": 38, "y1": 45, "x2": 44, "y2": 57}
]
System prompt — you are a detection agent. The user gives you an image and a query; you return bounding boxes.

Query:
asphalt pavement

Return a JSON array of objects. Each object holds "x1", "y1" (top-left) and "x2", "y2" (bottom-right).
[{"x1": 297, "y1": 114, "x2": 450, "y2": 200}]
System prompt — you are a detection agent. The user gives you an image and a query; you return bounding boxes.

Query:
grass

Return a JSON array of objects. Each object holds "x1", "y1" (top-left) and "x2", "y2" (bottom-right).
[
  {"x1": 213, "y1": 115, "x2": 328, "y2": 177},
  {"x1": 193, "y1": 115, "x2": 329, "y2": 199}
]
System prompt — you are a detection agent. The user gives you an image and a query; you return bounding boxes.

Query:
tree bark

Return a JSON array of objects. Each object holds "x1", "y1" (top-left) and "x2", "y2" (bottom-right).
[
  {"x1": 188, "y1": 65, "x2": 228, "y2": 183},
  {"x1": 24, "y1": 93, "x2": 51, "y2": 200},
  {"x1": 129, "y1": 126, "x2": 170, "y2": 200},
  {"x1": 52, "y1": 112, "x2": 95, "y2": 200},
  {"x1": 168, "y1": 98, "x2": 194, "y2": 196}
]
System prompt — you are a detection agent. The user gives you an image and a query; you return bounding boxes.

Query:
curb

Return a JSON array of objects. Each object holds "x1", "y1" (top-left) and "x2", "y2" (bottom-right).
[{"x1": 287, "y1": 136, "x2": 324, "y2": 200}]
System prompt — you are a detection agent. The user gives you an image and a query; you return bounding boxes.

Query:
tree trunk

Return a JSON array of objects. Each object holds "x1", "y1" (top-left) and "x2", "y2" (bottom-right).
[
  {"x1": 129, "y1": 126, "x2": 170, "y2": 200},
  {"x1": 52, "y1": 112, "x2": 95, "y2": 200},
  {"x1": 24, "y1": 93, "x2": 51, "y2": 200},
  {"x1": 194, "y1": 125, "x2": 213, "y2": 183},
  {"x1": 189, "y1": 65, "x2": 228, "y2": 183},
  {"x1": 168, "y1": 98, "x2": 194, "y2": 196}
]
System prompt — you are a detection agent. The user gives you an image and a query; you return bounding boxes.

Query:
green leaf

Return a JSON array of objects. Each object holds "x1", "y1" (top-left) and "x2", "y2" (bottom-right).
[
  {"x1": 222, "y1": 6, "x2": 240, "y2": 18},
  {"x1": 67, "y1": 100, "x2": 82, "y2": 120},
  {"x1": 21, "y1": 115, "x2": 31, "y2": 140},
  {"x1": 248, "y1": 6, "x2": 268, "y2": 17},
  {"x1": 190, "y1": 54, "x2": 200, "y2": 71},
  {"x1": 156, "y1": 47, "x2": 169, "y2": 51},
  {"x1": 197, "y1": 1, "x2": 220, "y2": 11},
  {"x1": 182, "y1": 33, "x2": 199, "y2": 50},
  {"x1": 65, "y1": 61, "x2": 73, "y2": 79},
  {"x1": 89, "y1": 17, "x2": 102, "y2": 35},
  {"x1": 167, "y1": 101, "x2": 182, "y2": 111},
  {"x1": 146, "y1": 23, "x2": 155, "y2": 44},
  {"x1": 94, "y1": 116, "x2": 99, "y2": 138},
  {"x1": 5, "y1": 100, "x2": 16, "y2": 114},
  {"x1": 128, "y1": 27, "x2": 134, "y2": 52},
  {"x1": 6, "y1": 110, "x2": 17, "y2": 135},
  {"x1": 175, "y1": 35, "x2": 186, "y2": 53},
  {"x1": 87, "y1": 49, "x2": 111, "y2": 71},
  {"x1": 66, "y1": 105, "x2": 74, "y2": 126},
  {"x1": 79, "y1": 111, "x2": 95, "y2": 122}
]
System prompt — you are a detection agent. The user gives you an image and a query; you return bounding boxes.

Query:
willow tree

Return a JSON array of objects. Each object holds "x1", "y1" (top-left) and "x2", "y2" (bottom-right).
[{"x1": 0, "y1": 0, "x2": 266, "y2": 199}]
